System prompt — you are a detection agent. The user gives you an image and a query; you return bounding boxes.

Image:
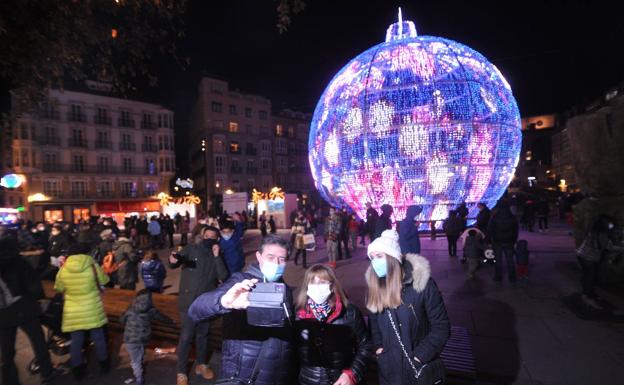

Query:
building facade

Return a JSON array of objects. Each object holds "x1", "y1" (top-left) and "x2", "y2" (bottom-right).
[
  {"x1": 7, "y1": 88, "x2": 175, "y2": 222},
  {"x1": 190, "y1": 77, "x2": 315, "y2": 212}
]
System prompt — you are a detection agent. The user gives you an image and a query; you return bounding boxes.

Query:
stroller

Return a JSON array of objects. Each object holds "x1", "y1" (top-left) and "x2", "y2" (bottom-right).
[{"x1": 28, "y1": 293, "x2": 71, "y2": 374}]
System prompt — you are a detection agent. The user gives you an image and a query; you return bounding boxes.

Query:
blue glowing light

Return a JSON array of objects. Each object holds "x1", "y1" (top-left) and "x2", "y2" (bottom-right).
[{"x1": 308, "y1": 16, "x2": 522, "y2": 226}]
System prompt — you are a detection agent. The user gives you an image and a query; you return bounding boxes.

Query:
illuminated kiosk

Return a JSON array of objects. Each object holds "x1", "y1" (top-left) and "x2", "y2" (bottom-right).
[{"x1": 308, "y1": 11, "x2": 522, "y2": 227}]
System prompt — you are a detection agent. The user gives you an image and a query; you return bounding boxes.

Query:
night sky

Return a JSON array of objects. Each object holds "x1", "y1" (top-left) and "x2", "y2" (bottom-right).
[{"x1": 156, "y1": 0, "x2": 624, "y2": 119}]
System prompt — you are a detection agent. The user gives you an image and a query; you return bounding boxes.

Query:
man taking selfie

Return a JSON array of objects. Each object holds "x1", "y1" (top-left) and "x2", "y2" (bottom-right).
[{"x1": 188, "y1": 234, "x2": 295, "y2": 385}]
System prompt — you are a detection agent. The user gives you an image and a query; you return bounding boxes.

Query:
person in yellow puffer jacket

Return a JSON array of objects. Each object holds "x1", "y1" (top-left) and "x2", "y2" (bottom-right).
[{"x1": 54, "y1": 243, "x2": 110, "y2": 382}]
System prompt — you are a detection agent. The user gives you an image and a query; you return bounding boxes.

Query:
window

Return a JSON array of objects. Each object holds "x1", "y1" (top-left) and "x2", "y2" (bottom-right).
[
  {"x1": 245, "y1": 107, "x2": 252, "y2": 118},
  {"x1": 276, "y1": 138, "x2": 287, "y2": 154},
  {"x1": 211, "y1": 101, "x2": 223, "y2": 113},
  {"x1": 73, "y1": 155, "x2": 85, "y2": 172},
  {"x1": 275, "y1": 124, "x2": 284, "y2": 136},
  {"x1": 146, "y1": 159, "x2": 156, "y2": 175},
  {"x1": 123, "y1": 158, "x2": 133, "y2": 173},
  {"x1": 159, "y1": 158, "x2": 164, "y2": 172},
  {"x1": 230, "y1": 141, "x2": 240, "y2": 153},
  {"x1": 288, "y1": 126, "x2": 295, "y2": 138},
  {"x1": 213, "y1": 136, "x2": 225, "y2": 153},
  {"x1": 44, "y1": 153, "x2": 58, "y2": 169},
  {"x1": 215, "y1": 156, "x2": 225, "y2": 173},
  {"x1": 95, "y1": 107, "x2": 110, "y2": 124},
  {"x1": 229, "y1": 105, "x2": 237, "y2": 115},
  {"x1": 145, "y1": 182, "x2": 158, "y2": 196},
  {"x1": 43, "y1": 180, "x2": 61, "y2": 196},
  {"x1": 69, "y1": 104, "x2": 84, "y2": 121},
  {"x1": 120, "y1": 110, "x2": 133, "y2": 127},
  {"x1": 71, "y1": 181, "x2": 87, "y2": 198},
  {"x1": 164, "y1": 135, "x2": 170, "y2": 150},
  {"x1": 247, "y1": 160, "x2": 254, "y2": 170},
  {"x1": 260, "y1": 141, "x2": 271, "y2": 156},
  {"x1": 277, "y1": 157, "x2": 287, "y2": 172},
  {"x1": 259, "y1": 110, "x2": 268, "y2": 120},
  {"x1": 98, "y1": 156, "x2": 110, "y2": 172},
  {"x1": 32, "y1": 151, "x2": 37, "y2": 167},
  {"x1": 159, "y1": 136, "x2": 163, "y2": 150},
  {"x1": 228, "y1": 122, "x2": 239, "y2": 133},
  {"x1": 121, "y1": 182, "x2": 137, "y2": 198},
  {"x1": 30, "y1": 124, "x2": 37, "y2": 140},
  {"x1": 165, "y1": 158, "x2": 171, "y2": 171},
  {"x1": 262, "y1": 158, "x2": 272, "y2": 170},
  {"x1": 97, "y1": 181, "x2": 112, "y2": 197}
]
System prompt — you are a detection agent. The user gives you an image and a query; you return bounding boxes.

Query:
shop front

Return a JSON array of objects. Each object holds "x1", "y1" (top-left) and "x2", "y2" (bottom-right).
[{"x1": 95, "y1": 200, "x2": 161, "y2": 228}]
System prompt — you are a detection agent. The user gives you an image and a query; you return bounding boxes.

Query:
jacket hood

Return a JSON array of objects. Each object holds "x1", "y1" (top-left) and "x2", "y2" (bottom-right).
[
  {"x1": 141, "y1": 259, "x2": 159, "y2": 269},
  {"x1": 403, "y1": 254, "x2": 431, "y2": 293},
  {"x1": 64, "y1": 254, "x2": 96, "y2": 274},
  {"x1": 405, "y1": 205, "x2": 423, "y2": 219},
  {"x1": 113, "y1": 237, "x2": 131, "y2": 249},
  {"x1": 132, "y1": 291, "x2": 152, "y2": 313},
  {"x1": 245, "y1": 263, "x2": 264, "y2": 280}
]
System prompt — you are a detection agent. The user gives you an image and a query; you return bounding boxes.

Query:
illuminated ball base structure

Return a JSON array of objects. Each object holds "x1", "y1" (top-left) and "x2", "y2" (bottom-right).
[{"x1": 308, "y1": 14, "x2": 522, "y2": 228}]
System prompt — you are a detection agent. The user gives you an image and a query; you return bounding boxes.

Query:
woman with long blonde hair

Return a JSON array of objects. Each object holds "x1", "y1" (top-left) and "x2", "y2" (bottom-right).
[
  {"x1": 365, "y1": 230, "x2": 450, "y2": 385},
  {"x1": 295, "y1": 264, "x2": 371, "y2": 385}
]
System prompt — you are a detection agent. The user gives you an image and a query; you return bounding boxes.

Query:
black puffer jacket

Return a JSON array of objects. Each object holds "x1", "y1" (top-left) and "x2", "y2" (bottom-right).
[
  {"x1": 369, "y1": 254, "x2": 450, "y2": 385},
  {"x1": 296, "y1": 302, "x2": 371, "y2": 385},
  {"x1": 188, "y1": 264, "x2": 295, "y2": 385},
  {"x1": 487, "y1": 206, "x2": 519, "y2": 244},
  {"x1": 120, "y1": 290, "x2": 172, "y2": 344}
]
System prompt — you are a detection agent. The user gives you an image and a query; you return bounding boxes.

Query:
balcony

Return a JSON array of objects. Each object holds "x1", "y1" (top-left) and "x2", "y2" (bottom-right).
[
  {"x1": 39, "y1": 136, "x2": 61, "y2": 146},
  {"x1": 140, "y1": 120, "x2": 156, "y2": 129},
  {"x1": 231, "y1": 166, "x2": 243, "y2": 174},
  {"x1": 141, "y1": 143, "x2": 158, "y2": 153},
  {"x1": 40, "y1": 164, "x2": 155, "y2": 175},
  {"x1": 118, "y1": 118, "x2": 135, "y2": 128},
  {"x1": 119, "y1": 142, "x2": 137, "y2": 151},
  {"x1": 94, "y1": 115, "x2": 112, "y2": 125},
  {"x1": 68, "y1": 138, "x2": 88, "y2": 148},
  {"x1": 67, "y1": 112, "x2": 87, "y2": 122},
  {"x1": 246, "y1": 167, "x2": 258, "y2": 174},
  {"x1": 38, "y1": 110, "x2": 60, "y2": 120},
  {"x1": 95, "y1": 140, "x2": 113, "y2": 150}
]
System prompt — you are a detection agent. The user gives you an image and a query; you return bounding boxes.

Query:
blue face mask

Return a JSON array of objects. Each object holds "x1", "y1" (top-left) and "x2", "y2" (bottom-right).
[
  {"x1": 261, "y1": 260, "x2": 285, "y2": 282},
  {"x1": 371, "y1": 258, "x2": 387, "y2": 278},
  {"x1": 221, "y1": 233, "x2": 233, "y2": 241}
]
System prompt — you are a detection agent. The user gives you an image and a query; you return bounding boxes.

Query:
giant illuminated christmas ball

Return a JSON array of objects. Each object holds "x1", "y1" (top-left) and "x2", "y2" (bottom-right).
[{"x1": 308, "y1": 14, "x2": 522, "y2": 226}]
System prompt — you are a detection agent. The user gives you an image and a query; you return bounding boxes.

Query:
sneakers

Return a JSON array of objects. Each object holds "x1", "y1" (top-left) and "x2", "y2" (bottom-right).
[
  {"x1": 327, "y1": 261, "x2": 337, "y2": 269},
  {"x1": 176, "y1": 373, "x2": 188, "y2": 385},
  {"x1": 195, "y1": 364, "x2": 215, "y2": 380}
]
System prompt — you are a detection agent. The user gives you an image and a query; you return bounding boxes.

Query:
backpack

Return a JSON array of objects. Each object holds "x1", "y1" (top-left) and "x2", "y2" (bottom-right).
[{"x1": 102, "y1": 251, "x2": 121, "y2": 274}]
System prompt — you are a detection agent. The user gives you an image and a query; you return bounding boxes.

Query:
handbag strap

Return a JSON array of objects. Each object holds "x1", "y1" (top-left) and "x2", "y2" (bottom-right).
[
  {"x1": 387, "y1": 310, "x2": 426, "y2": 379},
  {"x1": 90, "y1": 263, "x2": 104, "y2": 293}
]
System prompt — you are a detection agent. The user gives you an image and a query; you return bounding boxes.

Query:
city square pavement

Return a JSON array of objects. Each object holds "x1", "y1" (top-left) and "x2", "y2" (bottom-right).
[{"x1": 12, "y1": 220, "x2": 624, "y2": 385}]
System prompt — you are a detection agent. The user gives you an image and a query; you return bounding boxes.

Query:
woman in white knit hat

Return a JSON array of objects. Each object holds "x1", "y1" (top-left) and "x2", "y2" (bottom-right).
[{"x1": 365, "y1": 229, "x2": 450, "y2": 385}]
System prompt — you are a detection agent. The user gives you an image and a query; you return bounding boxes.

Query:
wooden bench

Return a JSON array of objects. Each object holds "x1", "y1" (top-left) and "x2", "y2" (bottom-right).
[{"x1": 41, "y1": 281, "x2": 223, "y2": 350}]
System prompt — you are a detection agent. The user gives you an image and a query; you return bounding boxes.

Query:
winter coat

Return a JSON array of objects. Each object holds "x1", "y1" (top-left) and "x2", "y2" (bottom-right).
[
  {"x1": 399, "y1": 205, "x2": 423, "y2": 255},
  {"x1": 488, "y1": 207, "x2": 519, "y2": 245},
  {"x1": 443, "y1": 216, "x2": 463, "y2": 238},
  {"x1": 463, "y1": 236, "x2": 484, "y2": 260},
  {"x1": 0, "y1": 250, "x2": 44, "y2": 328},
  {"x1": 292, "y1": 217, "x2": 310, "y2": 250},
  {"x1": 369, "y1": 254, "x2": 450, "y2": 385},
  {"x1": 515, "y1": 240, "x2": 529, "y2": 265},
  {"x1": 120, "y1": 291, "x2": 172, "y2": 344},
  {"x1": 48, "y1": 232, "x2": 72, "y2": 257},
  {"x1": 324, "y1": 215, "x2": 342, "y2": 241},
  {"x1": 374, "y1": 206, "x2": 393, "y2": 240},
  {"x1": 220, "y1": 221, "x2": 245, "y2": 274},
  {"x1": 136, "y1": 219, "x2": 149, "y2": 236},
  {"x1": 188, "y1": 264, "x2": 295, "y2": 385},
  {"x1": 366, "y1": 208, "x2": 378, "y2": 234},
  {"x1": 148, "y1": 220, "x2": 161, "y2": 236},
  {"x1": 170, "y1": 242, "x2": 229, "y2": 313},
  {"x1": 140, "y1": 259, "x2": 167, "y2": 291},
  {"x1": 295, "y1": 298, "x2": 371, "y2": 385},
  {"x1": 179, "y1": 219, "x2": 190, "y2": 234},
  {"x1": 476, "y1": 207, "x2": 491, "y2": 233},
  {"x1": 54, "y1": 253, "x2": 109, "y2": 332},
  {"x1": 113, "y1": 237, "x2": 139, "y2": 288}
]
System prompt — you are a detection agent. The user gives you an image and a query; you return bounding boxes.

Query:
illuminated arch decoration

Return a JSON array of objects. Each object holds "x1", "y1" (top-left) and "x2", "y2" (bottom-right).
[{"x1": 308, "y1": 12, "x2": 522, "y2": 227}]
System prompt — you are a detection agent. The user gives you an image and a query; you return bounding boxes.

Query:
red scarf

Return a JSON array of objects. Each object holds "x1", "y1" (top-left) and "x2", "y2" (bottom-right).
[{"x1": 297, "y1": 294, "x2": 343, "y2": 323}]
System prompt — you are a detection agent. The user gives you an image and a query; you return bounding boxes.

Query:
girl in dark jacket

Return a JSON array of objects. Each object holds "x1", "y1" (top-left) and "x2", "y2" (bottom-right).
[
  {"x1": 140, "y1": 251, "x2": 167, "y2": 293},
  {"x1": 366, "y1": 230, "x2": 450, "y2": 385},
  {"x1": 295, "y1": 264, "x2": 371, "y2": 385}
]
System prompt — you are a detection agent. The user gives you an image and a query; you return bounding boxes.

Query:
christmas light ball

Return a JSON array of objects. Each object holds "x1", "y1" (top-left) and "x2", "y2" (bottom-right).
[{"x1": 308, "y1": 15, "x2": 522, "y2": 226}]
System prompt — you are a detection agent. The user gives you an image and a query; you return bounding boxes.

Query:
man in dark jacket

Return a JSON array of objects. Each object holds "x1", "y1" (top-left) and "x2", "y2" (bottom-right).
[
  {"x1": 188, "y1": 235, "x2": 295, "y2": 385},
  {"x1": 457, "y1": 201, "x2": 469, "y2": 230},
  {"x1": 365, "y1": 202, "x2": 378, "y2": 242},
  {"x1": 1, "y1": 235, "x2": 58, "y2": 385},
  {"x1": 399, "y1": 205, "x2": 423, "y2": 255},
  {"x1": 373, "y1": 204, "x2": 393, "y2": 240},
  {"x1": 443, "y1": 210, "x2": 463, "y2": 257},
  {"x1": 337, "y1": 208, "x2": 351, "y2": 259},
  {"x1": 169, "y1": 226, "x2": 228, "y2": 385},
  {"x1": 488, "y1": 201, "x2": 519, "y2": 282},
  {"x1": 220, "y1": 214, "x2": 245, "y2": 275},
  {"x1": 475, "y1": 202, "x2": 491, "y2": 235}
]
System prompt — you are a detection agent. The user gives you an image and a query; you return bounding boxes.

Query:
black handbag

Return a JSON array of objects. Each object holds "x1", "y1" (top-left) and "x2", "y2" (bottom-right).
[
  {"x1": 215, "y1": 339, "x2": 268, "y2": 385},
  {"x1": 388, "y1": 309, "x2": 446, "y2": 385}
]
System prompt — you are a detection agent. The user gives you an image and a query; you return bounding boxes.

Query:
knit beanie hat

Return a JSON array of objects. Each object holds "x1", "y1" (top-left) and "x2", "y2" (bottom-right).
[{"x1": 367, "y1": 229, "x2": 402, "y2": 263}]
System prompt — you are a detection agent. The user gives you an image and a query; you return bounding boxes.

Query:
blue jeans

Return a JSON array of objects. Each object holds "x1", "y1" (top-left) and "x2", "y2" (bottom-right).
[
  {"x1": 70, "y1": 328, "x2": 108, "y2": 368},
  {"x1": 494, "y1": 243, "x2": 516, "y2": 281},
  {"x1": 125, "y1": 343, "x2": 145, "y2": 385}
]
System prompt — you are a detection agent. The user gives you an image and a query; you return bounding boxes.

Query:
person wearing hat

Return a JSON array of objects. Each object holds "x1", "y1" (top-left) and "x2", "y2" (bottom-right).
[
  {"x1": 1, "y1": 235, "x2": 60, "y2": 385},
  {"x1": 365, "y1": 230, "x2": 450, "y2": 385},
  {"x1": 168, "y1": 225, "x2": 228, "y2": 385}
]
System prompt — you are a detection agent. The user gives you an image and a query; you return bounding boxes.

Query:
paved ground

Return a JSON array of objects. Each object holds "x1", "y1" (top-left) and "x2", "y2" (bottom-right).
[{"x1": 12, "y1": 220, "x2": 624, "y2": 385}]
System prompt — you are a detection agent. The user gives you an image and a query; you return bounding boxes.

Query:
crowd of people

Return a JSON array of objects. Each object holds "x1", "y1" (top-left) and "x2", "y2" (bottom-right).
[{"x1": 2, "y1": 193, "x2": 622, "y2": 385}]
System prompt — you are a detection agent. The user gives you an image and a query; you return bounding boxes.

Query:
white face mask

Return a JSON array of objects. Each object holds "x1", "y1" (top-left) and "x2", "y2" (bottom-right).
[
  {"x1": 608, "y1": 223, "x2": 614, "y2": 230},
  {"x1": 307, "y1": 283, "x2": 331, "y2": 304}
]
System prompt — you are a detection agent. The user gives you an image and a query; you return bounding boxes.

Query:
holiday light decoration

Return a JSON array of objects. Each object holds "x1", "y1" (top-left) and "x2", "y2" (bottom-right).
[{"x1": 308, "y1": 11, "x2": 522, "y2": 227}]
